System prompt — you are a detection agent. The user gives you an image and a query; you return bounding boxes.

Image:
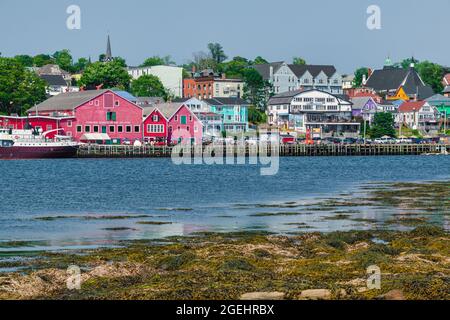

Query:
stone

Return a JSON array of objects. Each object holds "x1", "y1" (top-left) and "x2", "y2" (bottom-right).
[
  {"x1": 299, "y1": 289, "x2": 332, "y2": 300},
  {"x1": 378, "y1": 289, "x2": 405, "y2": 300},
  {"x1": 240, "y1": 292, "x2": 285, "y2": 300}
]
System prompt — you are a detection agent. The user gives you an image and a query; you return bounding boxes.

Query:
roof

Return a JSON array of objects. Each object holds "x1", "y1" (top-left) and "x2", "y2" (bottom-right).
[
  {"x1": 398, "y1": 101, "x2": 427, "y2": 113},
  {"x1": 203, "y1": 97, "x2": 250, "y2": 106},
  {"x1": 29, "y1": 90, "x2": 109, "y2": 113},
  {"x1": 443, "y1": 86, "x2": 450, "y2": 93},
  {"x1": 113, "y1": 90, "x2": 137, "y2": 102},
  {"x1": 365, "y1": 67, "x2": 410, "y2": 91},
  {"x1": 142, "y1": 103, "x2": 184, "y2": 119},
  {"x1": 426, "y1": 94, "x2": 450, "y2": 106},
  {"x1": 135, "y1": 97, "x2": 164, "y2": 105},
  {"x1": 268, "y1": 89, "x2": 351, "y2": 106},
  {"x1": 253, "y1": 62, "x2": 338, "y2": 80},
  {"x1": 442, "y1": 73, "x2": 450, "y2": 86},
  {"x1": 39, "y1": 74, "x2": 67, "y2": 86},
  {"x1": 350, "y1": 97, "x2": 374, "y2": 109}
]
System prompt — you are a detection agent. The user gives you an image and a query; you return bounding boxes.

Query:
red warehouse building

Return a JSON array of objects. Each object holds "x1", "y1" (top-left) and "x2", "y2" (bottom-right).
[
  {"x1": 27, "y1": 90, "x2": 143, "y2": 144},
  {"x1": 0, "y1": 115, "x2": 75, "y2": 139}
]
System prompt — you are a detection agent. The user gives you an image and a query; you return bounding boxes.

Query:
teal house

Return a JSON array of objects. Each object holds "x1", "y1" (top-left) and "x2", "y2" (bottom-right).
[
  {"x1": 426, "y1": 94, "x2": 450, "y2": 129},
  {"x1": 204, "y1": 98, "x2": 249, "y2": 133}
]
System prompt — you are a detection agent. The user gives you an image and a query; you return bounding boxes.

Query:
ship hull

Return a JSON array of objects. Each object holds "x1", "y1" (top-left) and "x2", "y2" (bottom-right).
[{"x1": 0, "y1": 145, "x2": 79, "y2": 160}]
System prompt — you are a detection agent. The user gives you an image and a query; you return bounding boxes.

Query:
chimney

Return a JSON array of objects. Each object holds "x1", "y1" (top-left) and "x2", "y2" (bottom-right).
[
  {"x1": 362, "y1": 74, "x2": 367, "y2": 86},
  {"x1": 192, "y1": 65, "x2": 196, "y2": 74},
  {"x1": 269, "y1": 66, "x2": 274, "y2": 80},
  {"x1": 367, "y1": 68, "x2": 373, "y2": 78}
]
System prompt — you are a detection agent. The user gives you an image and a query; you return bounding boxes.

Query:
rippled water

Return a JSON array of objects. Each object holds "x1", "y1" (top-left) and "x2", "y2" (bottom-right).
[{"x1": 0, "y1": 156, "x2": 449, "y2": 251}]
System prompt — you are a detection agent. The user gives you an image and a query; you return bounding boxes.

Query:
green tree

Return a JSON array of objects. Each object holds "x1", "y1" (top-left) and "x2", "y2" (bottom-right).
[
  {"x1": 292, "y1": 57, "x2": 306, "y2": 65},
  {"x1": 141, "y1": 55, "x2": 175, "y2": 67},
  {"x1": 79, "y1": 60, "x2": 131, "y2": 90},
  {"x1": 207, "y1": 43, "x2": 227, "y2": 64},
  {"x1": 52, "y1": 49, "x2": 73, "y2": 72},
  {"x1": 253, "y1": 56, "x2": 268, "y2": 65},
  {"x1": 369, "y1": 112, "x2": 396, "y2": 138},
  {"x1": 353, "y1": 67, "x2": 369, "y2": 87},
  {"x1": 14, "y1": 55, "x2": 34, "y2": 67},
  {"x1": 130, "y1": 75, "x2": 168, "y2": 100},
  {"x1": 416, "y1": 61, "x2": 444, "y2": 93},
  {"x1": 221, "y1": 56, "x2": 249, "y2": 78},
  {"x1": 73, "y1": 57, "x2": 90, "y2": 73},
  {"x1": 243, "y1": 68, "x2": 272, "y2": 110},
  {"x1": 33, "y1": 54, "x2": 55, "y2": 67},
  {"x1": 248, "y1": 106, "x2": 267, "y2": 124},
  {"x1": 0, "y1": 57, "x2": 47, "y2": 115}
]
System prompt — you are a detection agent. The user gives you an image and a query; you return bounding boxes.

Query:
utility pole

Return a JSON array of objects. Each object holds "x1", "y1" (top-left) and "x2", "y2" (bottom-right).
[{"x1": 363, "y1": 119, "x2": 367, "y2": 144}]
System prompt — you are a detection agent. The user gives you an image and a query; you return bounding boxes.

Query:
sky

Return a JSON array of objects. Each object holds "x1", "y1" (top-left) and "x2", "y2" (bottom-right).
[{"x1": 0, "y1": 0, "x2": 449, "y2": 74}]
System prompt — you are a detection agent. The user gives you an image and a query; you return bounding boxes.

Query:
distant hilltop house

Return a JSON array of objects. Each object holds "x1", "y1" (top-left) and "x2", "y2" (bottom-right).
[
  {"x1": 364, "y1": 58, "x2": 434, "y2": 101},
  {"x1": 127, "y1": 65, "x2": 183, "y2": 98},
  {"x1": 183, "y1": 68, "x2": 244, "y2": 100},
  {"x1": 36, "y1": 64, "x2": 79, "y2": 96},
  {"x1": 253, "y1": 62, "x2": 343, "y2": 95},
  {"x1": 267, "y1": 89, "x2": 359, "y2": 137}
]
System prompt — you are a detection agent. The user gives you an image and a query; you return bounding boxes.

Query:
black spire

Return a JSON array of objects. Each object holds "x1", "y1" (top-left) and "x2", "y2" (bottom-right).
[{"x1": 103, "y1": 35, "x2": 113, "y2": 62}]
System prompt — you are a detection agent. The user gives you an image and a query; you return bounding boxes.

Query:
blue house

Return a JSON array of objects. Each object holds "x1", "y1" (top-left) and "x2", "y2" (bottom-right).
[{"x1": 203, "y1": 98, "x2": 249, "y2": 133}]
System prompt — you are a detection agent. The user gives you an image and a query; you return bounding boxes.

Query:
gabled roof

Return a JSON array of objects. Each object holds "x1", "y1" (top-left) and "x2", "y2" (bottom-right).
[
  {"x1": 444, "y1": 86, "x2": 450, "y2": 94},
  {"x1": 39, "y1": 74, "x2": 67, "y2": 86},
  {"x1": 29, "y1": 89, "x2": 110, "y2": 112},
  {"x1": 426, "y1": 94, "x2": 450, "y2": 106},
  {"x1": 289, "y1": 65, "x2": 337, "y2": 78},
  {"x1": 365, "y1": 67, "x2": 410, "y2": 91},
  {"x1": 142, "y1": 103, "x2": 184, "y2": 119},
  {"x1": 398, "y1": 101, "x2": 427, "y2": 113},
  {"x1": 113, "y1": 90, "x2": 137, "y2": 102},
  {"x1": 252, "y1": 62, "x2": 284, "y2": 80},
  {"x1": 350, "y1": 97, "x2": 375, "y2": 109},
  {"x1": 268, "y1": 89, "x2": 351, "y2": 106},
  {"x1": 203, "y1": 97, "x2": 250, "y2": 106}
]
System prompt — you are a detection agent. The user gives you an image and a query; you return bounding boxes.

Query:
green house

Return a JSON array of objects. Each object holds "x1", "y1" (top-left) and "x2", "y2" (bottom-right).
[{"x1": 426, "y1": 94, "x2": 450, "y2": 128}]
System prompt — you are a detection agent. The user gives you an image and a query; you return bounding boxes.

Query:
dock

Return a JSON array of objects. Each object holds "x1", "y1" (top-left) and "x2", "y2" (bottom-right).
[{"x1": 77, "y1": 144, "x2": 450, "y2": 158}]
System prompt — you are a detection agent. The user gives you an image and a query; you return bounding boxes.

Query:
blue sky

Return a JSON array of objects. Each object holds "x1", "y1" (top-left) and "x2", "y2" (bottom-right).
[{"x1": 0, "y1": 0, "x2": 448, "y2": 73}]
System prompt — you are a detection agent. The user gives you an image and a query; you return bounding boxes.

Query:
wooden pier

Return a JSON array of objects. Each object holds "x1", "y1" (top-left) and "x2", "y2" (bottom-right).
[{"x1": 77, "y1": 144, "x2": 450, "y2": 158}]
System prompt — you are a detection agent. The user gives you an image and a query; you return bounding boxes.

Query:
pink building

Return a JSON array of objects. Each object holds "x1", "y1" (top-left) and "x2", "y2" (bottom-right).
[
  {"x1": 28, "y1": 90, "x2": 143, "y2": 144},
  {"x1": 142, "y1": 103, "x2": 203, "y2": 145}
]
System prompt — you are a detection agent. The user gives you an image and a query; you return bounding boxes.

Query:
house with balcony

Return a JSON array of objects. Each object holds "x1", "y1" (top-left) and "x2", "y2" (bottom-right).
[
  {"x1": 398, "y1": 101, "x2": 440, "y2": 134},
  {"x1": 183, "y1": 72, "x2": 244, "y2": 100},
  {"x1": 268, "y1": 89, "x2": 359, "y2": 137},
  {"x1": 253, "y1": 62, "x2": 343, "y2": 95},
  {"x1": 203, "y1": 98, "x2": 249, "y2": 133}
]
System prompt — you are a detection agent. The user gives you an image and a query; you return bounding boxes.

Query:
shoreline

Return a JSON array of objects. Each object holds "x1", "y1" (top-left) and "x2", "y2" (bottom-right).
[{"x1": 0, "y1": 180, "x2": 448, "y2": 300}]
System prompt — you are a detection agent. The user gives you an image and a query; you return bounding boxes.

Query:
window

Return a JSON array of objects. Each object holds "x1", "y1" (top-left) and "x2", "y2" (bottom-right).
[
  {"x1": 106, "y1": 112, "x2": 116, "y2": 121},
  {"x1": 102, "y1": 126, "x2": 107, "y2": 133},
  {"x1": 189, "y1": 115, "x2": 192, "y2": 121},
  {"x1": 46, "y1": 125, "x2": 52, "y2": 131},
  {"x1": 186, "y1": 126, "x2": 190, "y2": 131},
  {"x1": 109, "y1": 125, "x2": 115, "y2": 133},
  {"x1": 181, "y1": 116, "x2": 187, "y2": 125},
  {"x1": 95, "y1": 100, "x2": 99, "y2": 106},
  {"x1": 115, "y1": 100, "x2": 120, "y2": 107},
  {"x1": 85, "y1": 125, "x2": 90, "y2": 133},
  {"x1": 117, "y1": 125, "x2": 123, "y2": 133},
  {"x1": 194, "y1": 126, "x2": 198, "y2": 132},
  {"x1": 126, "y1": 125, "x2": 132, "y2": 133},
  {"x1": 175, "y1": 115, "x2": 178, "y2": 121},
  {"x1": 89, "y1": 101, "x2": 93, "y2": 105},
  {"x1": 134, "y1": 125, "x2": 140, "y2": 133},
  {"x1": 67, "y1": 120, "x2": 72, "y2": 127},
  {"x1": 93, "y1": 126, "x2": 99, "y2": 133},
  {"x1": 77, "y1": 125, "x2": 82, "y2": 133},
  {"x1": 152, "y1": 115, "x2": 159, "y2": 122}
]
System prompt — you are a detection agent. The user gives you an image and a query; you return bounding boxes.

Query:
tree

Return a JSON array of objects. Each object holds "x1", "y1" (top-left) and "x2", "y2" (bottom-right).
[
  {"x1": 416, "y1": 61, "x2": 444, "y2": 93},
  {"x1": 79, "y1": 60, "x2": 131, "y2": 90},
  {"x1": 353, "y1": 67, "x2": 369, "y2": 87},
  {"x1": 207, "y1": 43, "x2": 227, "y2": 64},
  {"x1": 220, "y1": 56, "x2": 249, "y2": 78},
  {"x1": 130, "y1": 75, "x2": 168, "y2": 100},
  {"x1": 141, "y1": 55, "x2": 175, "y2": 67},
  {"x1": 53, "y1": 49, "x2": 73, "y2": 72},
  {"x1": 248, "y1": 106, "x2": 267, "y2": 124},
  {"x1": 243, "y1": 68, "x2": 272, "y2": 110},
  {"x1": 114, "y1": 57, "x2": 127, "y2": 67},
  {"x1": 292, "y1": 57, "x2": 306, "y2": 65},
  {"x1": 73, "y1": 57, "x2": 90, "y2": 73},
  {"x1": 253, "y1": 56, "x2": 268, "y2": 65},
  {"x1": 14, "y1": 55, "x2": 34, "y2": 67},
  {"x1": 191, "y1": 51, "x2": 217, "y2": 71},
  {"x1": 369, "y1": 112, "x2": 396, "y2": 138},
  {"x1": 33, "y1": 54, "x2": 55, "y2": 67},
  {"x1": 0, "y1": 57, "x2": 47, "y2": 115}
]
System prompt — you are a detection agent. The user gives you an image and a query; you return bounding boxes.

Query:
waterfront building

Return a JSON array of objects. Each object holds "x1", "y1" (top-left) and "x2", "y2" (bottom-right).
[
  {"x1": 425, "y1": 94, "x2": 450, "y2": 129},
  {"x1": 398, "y1": 100, "x2": 440, "y2": 134},
  {"x1": 142, "y1": 103, "x2": 203, "y2": 144},
  {"x1": 127, "y1": 65, "x2": 183, "y2": 98},
  {"x1": 27, "y1": 90, "x2": 143, "y2": 144},
  {"x1": 183, "y1": 71, "x2": 244, "y2": 99},
  {"x1": 0, "y1": 115, "x2": 75, "y2": 139},
  {"x1": 350, "y1": 97, "x2": 380, "y2": 124},
  {"x1": 253, "y1": 62, "x2": 343, "y2": 95},
  {"x1": 268, "y1": 89, "x2": 359, "y2": 137},
  {"x1": 364, "y1": 60, "x2": 434, "y2": 100},
  {"x1": 203, "y1": 97, "x2": 249, "y2": 133}
]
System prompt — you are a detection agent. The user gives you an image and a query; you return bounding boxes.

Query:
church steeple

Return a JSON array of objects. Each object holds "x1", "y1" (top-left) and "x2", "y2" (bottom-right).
[{"x1": 103, "y1": 35, "x2": 113, "y2": 62}]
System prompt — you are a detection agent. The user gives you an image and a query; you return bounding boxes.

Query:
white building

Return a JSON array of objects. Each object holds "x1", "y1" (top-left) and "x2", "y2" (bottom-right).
[
  {"x1": 127, "y1": 65, "x2": 183, "y2": 98},
  {"x1": 253, "y1": 62, "x2": 343, "y2": 95},
  {"x1": 398, "y1": 101, "x2": 440, "y2": 133},
  {"x1": 268, "y1": 89, "x2": 359, "y2": 137}
]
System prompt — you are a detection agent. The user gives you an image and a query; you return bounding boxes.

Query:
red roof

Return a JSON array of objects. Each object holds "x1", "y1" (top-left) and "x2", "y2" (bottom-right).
[{"x1": 398, "y1": 101, "x2": 426, "y2": 112}]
